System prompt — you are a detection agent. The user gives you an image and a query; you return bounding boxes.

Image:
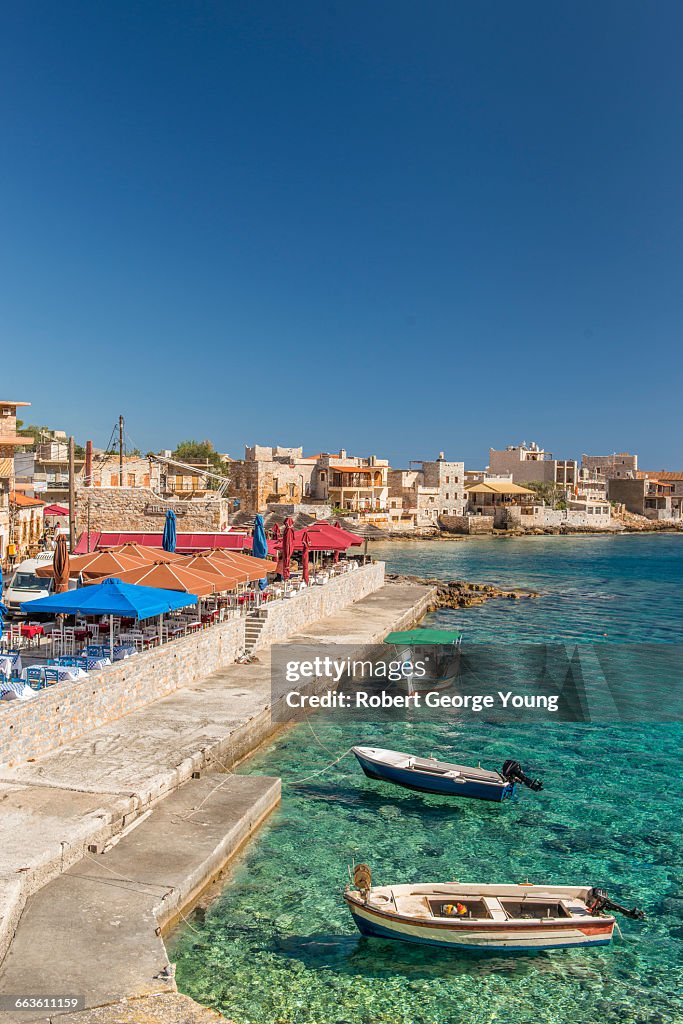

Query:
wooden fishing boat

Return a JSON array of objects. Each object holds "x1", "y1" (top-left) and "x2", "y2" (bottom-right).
[
  {"x1": 344, "y1": 865, "x2": 644, "y2": 952},
  {"x1": 383, "y1": 629, "x2": 462, "y2": 693},
  {"x1": 352, "y1": 745, "x2": 543, "y2": 802}
]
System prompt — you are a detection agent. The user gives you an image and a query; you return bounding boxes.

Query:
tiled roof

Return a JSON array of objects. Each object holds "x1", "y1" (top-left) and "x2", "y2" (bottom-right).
[
  {"x1": 9, "y1": 491, "x2": 45, "y2": 507},
  {"x1": 643, "y1": 470, "x2": 683, "y2": 481}
]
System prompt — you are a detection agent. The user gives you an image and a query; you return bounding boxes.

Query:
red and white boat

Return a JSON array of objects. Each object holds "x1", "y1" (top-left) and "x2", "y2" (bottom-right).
[{"x1": 344, "y1": 866, "x2": 644, "y2": 952}]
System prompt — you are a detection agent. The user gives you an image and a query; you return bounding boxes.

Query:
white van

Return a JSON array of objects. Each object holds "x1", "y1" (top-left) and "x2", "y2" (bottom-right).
[{"x1": 3, "y1": 552, "x2": 75, "y2": 619}]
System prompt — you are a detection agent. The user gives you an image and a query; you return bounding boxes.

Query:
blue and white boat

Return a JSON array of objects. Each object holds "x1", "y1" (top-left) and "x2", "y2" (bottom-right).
[{"x1": 352, "y1": 746, "x2": 543, "y2": 802}]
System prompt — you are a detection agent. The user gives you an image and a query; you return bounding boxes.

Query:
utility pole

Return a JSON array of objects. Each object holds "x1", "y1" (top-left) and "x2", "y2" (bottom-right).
[
  {"x1": 119, "y1": 414, "x2": 124, "y2": 486},
  {"x1": 68, "y1": 436, "x2": 76, "y2": 552}
]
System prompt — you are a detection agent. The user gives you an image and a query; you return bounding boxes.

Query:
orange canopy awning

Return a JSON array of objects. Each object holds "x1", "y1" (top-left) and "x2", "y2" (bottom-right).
[
  {"x1": 110, "y1": 543, "x2": 187, "y2": 564},
  {"x1": 95, "y1": 561, "x2": 221, "y2": 598},
  {"x1": 203, "y1": 549, "x2": 275, "y2": 582},
  {"x1": 36, "y1": 549, "x2": 145, "y2": 579},
  {"x1": 184, "y1": 554, "x2": 250, "y2": 586}
]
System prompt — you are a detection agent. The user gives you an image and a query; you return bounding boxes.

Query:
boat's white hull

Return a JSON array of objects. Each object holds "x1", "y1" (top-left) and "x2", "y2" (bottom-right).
[{"x1": 344, "y1": 885, "x2": 615, "y2": 952}]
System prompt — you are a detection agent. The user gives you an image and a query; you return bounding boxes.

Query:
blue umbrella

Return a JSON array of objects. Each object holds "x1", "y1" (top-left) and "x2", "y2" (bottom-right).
[
  {"x1": 252, "y1": 514, "x2": 269, "y2": 591},
  {"x1": 22, "y1": 577, "x2": 197, "y2": 659},
  {"x1": 0, "y1": 602, "x2": 7, "y2": 643},
  {"x1": 162, "y1": 509, "x2": 177, "y2": 553}
]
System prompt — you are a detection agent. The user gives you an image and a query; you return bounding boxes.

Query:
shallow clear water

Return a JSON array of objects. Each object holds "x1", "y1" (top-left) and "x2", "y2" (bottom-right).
[{"x1": 170, "y1": 536, "x2": 683, "y2": 1024}]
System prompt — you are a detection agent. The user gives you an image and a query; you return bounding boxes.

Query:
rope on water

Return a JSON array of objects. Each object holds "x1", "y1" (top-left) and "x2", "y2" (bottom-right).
[
  {"x1": 305, "y1": 712, "x2": 340, "y2": 757},
  {"x1": 289, "y1": 747, "x2": 354, "y2": 787}
]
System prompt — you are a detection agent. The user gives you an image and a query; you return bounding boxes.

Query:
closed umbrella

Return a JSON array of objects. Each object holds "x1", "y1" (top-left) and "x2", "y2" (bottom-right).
[
  {"x1": 162, "y1": 509, "x2": 177, "y2": 553},
  {"x1": 301, "y1": 530, "x2": 311, "y2": 585},
  {"x1": 53, "y1": 535, "x2": 70, "y2": 593},
  {"x1": 252, "y1": 514, "x2": 269, "y2": 591},
  {"x1": 271, "y1": 521, "x2": 281, "y2": 540},
  {"x1": 281, "y1": 517, "x2": 294, "y2": 581}
]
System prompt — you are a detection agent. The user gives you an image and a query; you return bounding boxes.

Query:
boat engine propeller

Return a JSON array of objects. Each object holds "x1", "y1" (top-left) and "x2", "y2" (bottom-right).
[
  {"x1": 501, "y1": 759, "x2": 543, "y2": 792},
  {"x1": 586, "y1": 888, "x2": 645, "y2": 921}
]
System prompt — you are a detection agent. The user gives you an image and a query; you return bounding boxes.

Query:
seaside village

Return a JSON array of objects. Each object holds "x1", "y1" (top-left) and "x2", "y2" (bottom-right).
[
  {"x1": 0, "y1": 396, "x2": 671, "y2": 1003},
  {"x1": 0, "y1": 392, "x2": 681, "y2": 699}
]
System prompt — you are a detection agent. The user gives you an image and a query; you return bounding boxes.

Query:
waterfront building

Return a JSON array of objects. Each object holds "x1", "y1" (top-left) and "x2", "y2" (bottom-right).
[
  {"x1": 641, "y1": 471, "x2": 683, "y2": 516},
  {"x1": 582, "y1": 452, "x2": 638, "y2": 480},
  {"x1": 387, "y1": 453, "x2": 466, "y2": 531},
  {"x1": 313, "y1": 450, "x2": 389, "y2": 514},
  {"x1": 609, "y1": 475, "x2": 680, "y2": 520},
  {"x1": 488, "y1": 442, "x2": 577, "y2": 492},
  {"x1": 228, "y1": 446, "x2": 317, "y2": 512},
  {"x1": 465, "y1": 479, "x2": 536, "y2": 528},
  {"x1": 228, "y1": 446, "x2": 389, "y2": 517}
]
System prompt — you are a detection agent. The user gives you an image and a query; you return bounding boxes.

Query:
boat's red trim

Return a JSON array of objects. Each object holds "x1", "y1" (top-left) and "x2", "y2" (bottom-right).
[{"x1": 344, "y1": 894, "x2": 614, "y2": 933}]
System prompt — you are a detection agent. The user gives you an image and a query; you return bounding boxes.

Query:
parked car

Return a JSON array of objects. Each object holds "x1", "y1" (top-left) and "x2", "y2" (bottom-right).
[{"x1": 3, "y1": 552, "x2": 76, "y2": 620}]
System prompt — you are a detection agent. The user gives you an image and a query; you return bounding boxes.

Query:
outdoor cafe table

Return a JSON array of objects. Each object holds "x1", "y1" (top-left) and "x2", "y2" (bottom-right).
[
  {"x1": 21, "y1": 664, "x2": 89, "y2": 684},
  {"x1": 0, "y1": 654, "x2": 22, "y2": 678},
  {"x1": 86, "y1": 644, "x2": 135, "y2": 662},
  {"x1": 20, "y1": 624, "x2": 44, "y2": 640}
]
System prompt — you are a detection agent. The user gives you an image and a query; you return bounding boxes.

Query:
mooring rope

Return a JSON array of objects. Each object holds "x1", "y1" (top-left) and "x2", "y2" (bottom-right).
[{"x1": 289, "y1": 747, "x2": 353, "y2": 787}]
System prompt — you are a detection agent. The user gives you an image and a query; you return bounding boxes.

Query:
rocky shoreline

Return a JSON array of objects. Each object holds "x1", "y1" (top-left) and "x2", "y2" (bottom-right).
[
  {"x1": 386, "y1": 574, "x2": 540, "y2": 608},
  {"x1": 379, "y1": 519, "x2": 683, "y2": 541}
]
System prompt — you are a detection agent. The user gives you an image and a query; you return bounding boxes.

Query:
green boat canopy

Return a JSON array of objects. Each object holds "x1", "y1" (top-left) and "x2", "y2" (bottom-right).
[{"x1": 384, "y1": 629, "x2": 462, "y2": 645}]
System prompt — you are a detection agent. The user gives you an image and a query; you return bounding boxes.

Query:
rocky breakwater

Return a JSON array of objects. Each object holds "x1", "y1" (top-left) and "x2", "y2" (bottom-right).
[{"x1": 385, "y1": 574, "x2": 539, "y2": 609}]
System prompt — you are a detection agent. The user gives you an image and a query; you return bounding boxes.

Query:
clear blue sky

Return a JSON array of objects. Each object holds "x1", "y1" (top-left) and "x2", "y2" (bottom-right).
[{"x1": 1, "y1": 1, "x2": 681, "y2": 469}]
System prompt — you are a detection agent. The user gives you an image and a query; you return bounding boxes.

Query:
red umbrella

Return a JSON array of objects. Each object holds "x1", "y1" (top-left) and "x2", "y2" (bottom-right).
[
  {"x1": 319, "y1": 522, "x2": 363, "y2": 546},
  {"x1": 271, "y1": 522, "x2": 281, "y2": 539},
  {"x1": 53, "y1": 535, "x2": 70, "y2": 593},
  {"x1": 301, "y1": 530, "x2": 311, "y2": 585},
  {"x1": 281, "y1": 517, "x2": 295, "y2": 581}
]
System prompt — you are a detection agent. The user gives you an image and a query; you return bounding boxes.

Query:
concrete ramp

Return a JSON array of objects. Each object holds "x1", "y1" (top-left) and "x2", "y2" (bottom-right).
[{"x1": 0, "y1": 773, "x2": 280, "y2": 1022}]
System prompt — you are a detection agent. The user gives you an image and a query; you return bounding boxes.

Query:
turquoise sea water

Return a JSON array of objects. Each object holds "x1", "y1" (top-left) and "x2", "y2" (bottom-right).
[{"x1": 170, "y1": 536, "x2": 683, "y2": 1024}]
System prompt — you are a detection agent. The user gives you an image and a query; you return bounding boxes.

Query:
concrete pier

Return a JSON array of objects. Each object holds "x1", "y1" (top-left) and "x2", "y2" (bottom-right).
[
  {"x1": 0, "y1": 579, "x2": 434, "y2": 1019},
  {"x1": 0, "y1": 774, "x2": 280, "y2": 1023}
]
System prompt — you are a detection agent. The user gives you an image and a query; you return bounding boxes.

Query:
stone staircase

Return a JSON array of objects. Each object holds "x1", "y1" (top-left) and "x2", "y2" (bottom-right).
[{"x1": 244, "y1": 610, "x2": 268, "y2": 653}]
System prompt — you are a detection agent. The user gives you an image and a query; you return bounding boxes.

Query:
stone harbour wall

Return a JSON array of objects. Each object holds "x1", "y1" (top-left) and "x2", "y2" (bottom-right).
[
  {"x1": 253, "y1": 560, "x2": 385, "y2": 646},
  {"x1": 0, "y1": 618, "x2": 245, "y2": 769},
  {"x1": 0, "y1": 563, "x2": 386, "y2": 769}
]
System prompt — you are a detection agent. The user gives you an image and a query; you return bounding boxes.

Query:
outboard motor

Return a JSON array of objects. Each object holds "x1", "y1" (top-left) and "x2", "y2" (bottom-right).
[
  {"x1": 501, "y1": 759, "x2": 543, "y2": 792},
  {"x1": 586, "y1": 887, "x2": 645, "y2": 921}
]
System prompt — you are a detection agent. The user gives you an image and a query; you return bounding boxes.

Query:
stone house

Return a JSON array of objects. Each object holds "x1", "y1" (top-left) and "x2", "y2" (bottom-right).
[
  {"x1": 640, "y1": 472, "x2": 683, "y2": 517},
  {"x1": 489, "y1": 443, "x2": 577, "y2": 492},
  {"x1": 466, "y1": 480, "x2": 536, "y2": 527},
  {"x1": 608, "y1": 476, "x2": 679, "y2": 520},
  {"x1": 387, "y1": 453, "x2": 466, "y2": 531},
  {"x1": 228, "y1": 446, "x2": 317, "y2": 512},
  {"x1": 7, "y1": 492, "x2": 46, "y2": 562},
  {"x1": 581, "y1": 452, "x2": 638, "y2": 480},
  {"x1": 228, "y1": 446, "x2": 389, "y2": 516},
  {"x1": 83, "y1": 454, "x2": 160, "y2": 490}
]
